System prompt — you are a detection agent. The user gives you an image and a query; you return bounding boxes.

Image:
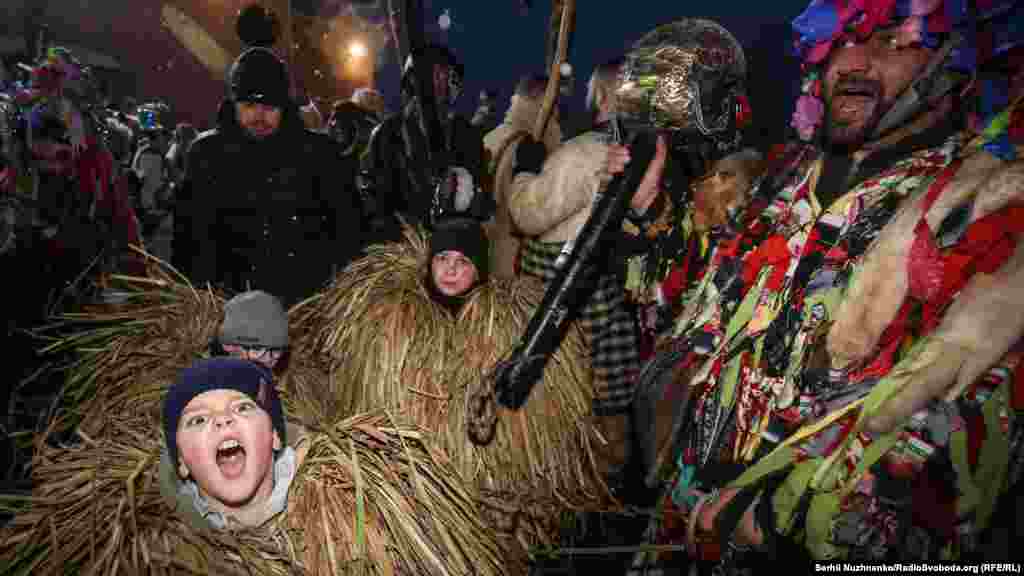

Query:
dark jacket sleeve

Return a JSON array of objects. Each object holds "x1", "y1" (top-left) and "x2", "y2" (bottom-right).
[
  {"x1": 174, "y1": 135, "x2": 218, "y2": 286},
  {"x1": 320, "y1": 136, "x2": 364, "y2": 273},
  {"x1": 361, "y1": 118, "x2": 407, "y2": 241},
  {"x1": 170, "y1": 176, "x2": 192, "y2": 273},
  {"x1": 362, "y1": 120, "x2": 398, "y2": 219}
]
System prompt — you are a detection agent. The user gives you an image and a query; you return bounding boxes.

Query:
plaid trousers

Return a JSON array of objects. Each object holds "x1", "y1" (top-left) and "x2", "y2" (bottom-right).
[{"x1": 519, "y1": 238, "x2": 640, "y2": 415}]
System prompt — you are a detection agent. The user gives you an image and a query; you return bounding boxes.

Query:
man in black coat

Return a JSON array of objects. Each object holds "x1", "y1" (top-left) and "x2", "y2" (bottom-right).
[
  {"x1": 361, "y1": 43, "x2": 489, "y2": 243},
  {"x1": 173, "y1": 47, "x2": 363, "y2": 307}
]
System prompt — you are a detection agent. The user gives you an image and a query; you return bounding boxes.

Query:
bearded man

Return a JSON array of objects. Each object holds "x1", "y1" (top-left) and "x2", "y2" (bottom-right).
[{"x1": 655, "y1": 0, "x2": 1024, "y2": 568}]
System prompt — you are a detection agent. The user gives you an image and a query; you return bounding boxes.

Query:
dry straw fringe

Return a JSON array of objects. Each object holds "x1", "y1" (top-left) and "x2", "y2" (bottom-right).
[
  {"x1": 290, "y1": 226, "x2": 612, "y2": 553},
  {"x1": 25, "y1": 249, "x2": 333, "y2": 435},
  {"x1": 0, "y1": 412, "x2": 505, "y2": 576},
  {"x1": 27, "y1": 253, "x2": 225, "y2": 434},
  {"x1": 22, "y1": 239, "x2": 613, "y2": 563}
]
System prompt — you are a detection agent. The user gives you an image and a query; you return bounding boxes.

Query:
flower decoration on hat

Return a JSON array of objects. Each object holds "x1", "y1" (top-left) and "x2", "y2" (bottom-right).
[
  {"x1": 787, "y1": 0, "x2": 980, "y2": 144},
  {"x1": 16, "y1": 47, "x2": 95, "y2": 156},
  {"x1": 789, "y1": 0, "x2": 1024, "y2": 157}
]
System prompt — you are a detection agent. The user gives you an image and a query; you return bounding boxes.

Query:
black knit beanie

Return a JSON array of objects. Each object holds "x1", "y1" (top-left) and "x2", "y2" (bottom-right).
[
  {"x1": 163, "y1": 357, "x2": 286, "y2": 466},
  {"x1": 228, "y1": 47, "x2": 291, "y2": 108},
  {"x1": 429, "y1": 217, "x2": 489, "y2": 284}
]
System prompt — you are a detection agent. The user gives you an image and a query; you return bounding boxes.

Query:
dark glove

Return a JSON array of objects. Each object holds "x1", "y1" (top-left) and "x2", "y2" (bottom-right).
[{"x1": 513, "y1": 136, "x2": 547, "y2": 176}]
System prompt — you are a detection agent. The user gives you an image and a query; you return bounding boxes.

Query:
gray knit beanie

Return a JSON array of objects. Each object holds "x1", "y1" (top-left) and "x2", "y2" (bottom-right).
[{"x1": 218, "y1": 291, "x2": 289, "y2": 349}]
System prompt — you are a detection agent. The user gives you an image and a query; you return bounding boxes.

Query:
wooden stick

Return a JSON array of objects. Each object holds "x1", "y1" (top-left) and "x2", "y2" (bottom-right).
[{"x1": 532, "y1": 0, "x2": 575, "y2": 141}]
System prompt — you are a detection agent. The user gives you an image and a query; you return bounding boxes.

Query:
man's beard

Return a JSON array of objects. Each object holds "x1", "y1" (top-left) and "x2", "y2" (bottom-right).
[
  {"x1": 823, "y1": 75, "x2": 887, "y2": 152},
  {"x1": 242, "y1": 124, "x2": 278, "y2": 141}
]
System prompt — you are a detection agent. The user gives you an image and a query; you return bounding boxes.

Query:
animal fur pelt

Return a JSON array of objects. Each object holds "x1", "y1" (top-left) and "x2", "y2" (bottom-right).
[
  {"x1": 820, "y1": 146, "x2": 1024, "y2": 433},
  {"x1": 866, "y1": 238, "x2": 1024, "y2": 433},
  {"x1": 484, "y1": 93, "x2": 563, "y2": 280},
  {"x1": 827, "y1": 150, "x2": 1012, "y2": 369}
]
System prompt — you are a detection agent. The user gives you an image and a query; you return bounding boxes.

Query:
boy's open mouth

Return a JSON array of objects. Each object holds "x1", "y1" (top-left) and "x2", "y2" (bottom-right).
[{"x1": 216, "y1": 438, "x2": 247, "y2": 478}]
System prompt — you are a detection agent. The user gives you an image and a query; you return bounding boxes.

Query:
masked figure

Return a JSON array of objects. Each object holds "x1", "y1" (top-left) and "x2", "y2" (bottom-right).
[{"x1": 361, "y1": 43, "x2": 489, "y2": 242}]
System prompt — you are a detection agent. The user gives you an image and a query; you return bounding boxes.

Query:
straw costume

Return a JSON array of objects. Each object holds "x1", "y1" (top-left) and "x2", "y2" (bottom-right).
[
  {"x1": 2, "y1": 255, "x2": 513, "y2": 574},
  {"x1": 291, "y1": 225, "x2": 608, "y2": 555},
  {"x1": 25, "y1": 259, "x2": 330, "y2": 437},
  {"x1": 1, "y1": 408, "x2": 505, "y2": 576},
  {"x1": 13, "y1": 225, "x2": 602, "y2": 564}
]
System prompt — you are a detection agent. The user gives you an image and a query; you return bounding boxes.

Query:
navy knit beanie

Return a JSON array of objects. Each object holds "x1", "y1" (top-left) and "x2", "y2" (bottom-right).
[{"x1": 163, "y1": 357, "x2": 286, "y2": 466}]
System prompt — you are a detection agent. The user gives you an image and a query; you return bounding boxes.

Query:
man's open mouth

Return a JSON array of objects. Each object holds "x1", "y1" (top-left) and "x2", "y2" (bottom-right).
[
  {"x1": 831, "y1": 81, "x2": 882, "y2": 123},
  {"x1": 833, "y1": 81, "x2": 881, "y2": 106}
]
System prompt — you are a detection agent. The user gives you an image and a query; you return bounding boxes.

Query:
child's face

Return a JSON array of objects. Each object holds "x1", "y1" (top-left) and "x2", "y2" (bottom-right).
[
  {"x1": 176, "y1": 389, "x2": 281, "y2": 510},
  {"x1": 431, "y1": 250, "x2": 478, "y2": 297}
]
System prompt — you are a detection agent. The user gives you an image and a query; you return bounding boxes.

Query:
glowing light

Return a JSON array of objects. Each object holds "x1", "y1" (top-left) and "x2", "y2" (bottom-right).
[{"x1": 348, "y1": 41, "x2": 367, "y2": 59}]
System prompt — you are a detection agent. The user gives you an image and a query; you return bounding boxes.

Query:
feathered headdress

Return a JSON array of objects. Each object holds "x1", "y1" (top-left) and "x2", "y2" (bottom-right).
[{"x1": 17, "y1": 47, "x2": 97, "y2": 154}]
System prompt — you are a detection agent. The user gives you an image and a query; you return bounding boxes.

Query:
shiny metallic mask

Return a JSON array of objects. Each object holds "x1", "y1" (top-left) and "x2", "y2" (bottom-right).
[{"x1": 616, "y1": 19, "x2": 746, "y2": 134}]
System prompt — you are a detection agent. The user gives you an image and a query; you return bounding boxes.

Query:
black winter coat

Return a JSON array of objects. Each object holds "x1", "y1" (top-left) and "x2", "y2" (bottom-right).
[
  {"x1": 173, "y1": 102, "x2": 363, "y2": 306},
  {"x1": 362, "y1": 106, "x2": 490, "y2": 243}
]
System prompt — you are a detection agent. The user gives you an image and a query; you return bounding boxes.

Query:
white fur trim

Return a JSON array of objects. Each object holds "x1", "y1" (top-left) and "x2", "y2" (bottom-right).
[{"x1": 450, "y1": 166, "x2": 475, "y2": 212}]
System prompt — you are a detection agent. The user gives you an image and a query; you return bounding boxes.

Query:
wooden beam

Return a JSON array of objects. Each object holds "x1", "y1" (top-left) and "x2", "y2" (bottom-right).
[{"x1": 533, "y1": 0, "x2": 575, "y2": 140}]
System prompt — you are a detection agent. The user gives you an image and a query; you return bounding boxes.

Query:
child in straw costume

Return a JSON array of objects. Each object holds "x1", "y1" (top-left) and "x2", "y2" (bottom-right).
[
  {"x1": 1, "y1": 357, "x2": 507, "y2": 575},
  {"x1": 289, "y1": 220, "x2": 610, "y2": 554}
]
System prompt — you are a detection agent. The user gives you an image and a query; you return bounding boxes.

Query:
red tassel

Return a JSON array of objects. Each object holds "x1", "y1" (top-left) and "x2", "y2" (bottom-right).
[
  {"x1": 1013, "y1": 351, "x2": 1024, "y2": 411},
  {"x1": 907, "y1": 220, "x2": 944, "y2": 301},
  {"x1": 735, "y1": 94, "x2": 753, "y2": 129}
]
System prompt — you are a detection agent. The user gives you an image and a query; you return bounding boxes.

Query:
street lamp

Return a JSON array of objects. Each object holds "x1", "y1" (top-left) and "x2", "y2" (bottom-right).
[{"x1": 348, "y1": 40, "x2": 367, "y2": 59}]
